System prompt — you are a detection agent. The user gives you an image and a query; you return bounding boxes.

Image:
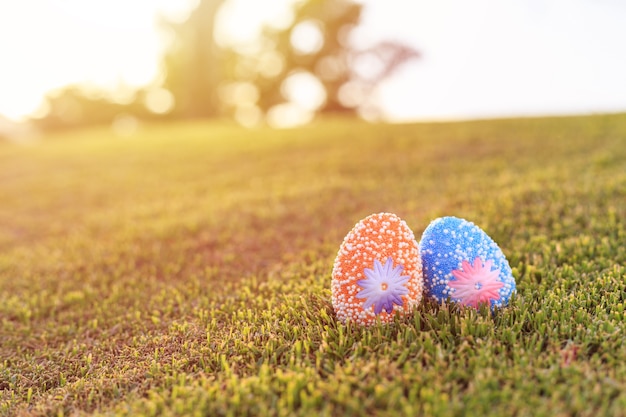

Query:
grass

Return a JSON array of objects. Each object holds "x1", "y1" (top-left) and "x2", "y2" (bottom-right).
[{"x1": 0, "y1": 114, "x2": 625, "y2": 416}]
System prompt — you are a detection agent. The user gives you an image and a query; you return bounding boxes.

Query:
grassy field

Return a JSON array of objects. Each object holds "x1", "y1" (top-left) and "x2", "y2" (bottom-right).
[{"x1": 1, "y1": 114, "x2": 625, "y2": 416}]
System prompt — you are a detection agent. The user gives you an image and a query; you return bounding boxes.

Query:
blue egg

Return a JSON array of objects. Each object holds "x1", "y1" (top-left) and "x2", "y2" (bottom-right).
[{"x1": 419, "y1": 216, "x2": 516, "y2": 309}]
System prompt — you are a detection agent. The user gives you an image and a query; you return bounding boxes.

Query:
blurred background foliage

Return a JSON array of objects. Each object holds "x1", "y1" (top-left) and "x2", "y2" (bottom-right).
[{"x1": 33, "y1": 0, "x2": 418, "y2": 131}]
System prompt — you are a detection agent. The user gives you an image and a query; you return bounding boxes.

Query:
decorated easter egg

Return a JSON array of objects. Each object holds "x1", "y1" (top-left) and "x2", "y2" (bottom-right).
[
  {"x1": 332, "y1": 213, "x2": 423, "y2": 325},
  {"x1": 419, "y1": 216, "x2": 516, "y2": 309}
]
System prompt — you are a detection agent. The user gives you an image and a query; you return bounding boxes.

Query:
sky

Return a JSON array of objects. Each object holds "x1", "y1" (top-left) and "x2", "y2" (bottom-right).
[
  {"x1": 1, "y1": 0, "x2": 626, "y2": 123},
  {"x1": 359, "y1": 0, "x2": 626, "y2": 121}
]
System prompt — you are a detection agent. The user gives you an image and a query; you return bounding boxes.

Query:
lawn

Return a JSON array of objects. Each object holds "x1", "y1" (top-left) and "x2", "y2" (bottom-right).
[{"x1": 1, "y1": 114, "x2": 625, "y2": 416}]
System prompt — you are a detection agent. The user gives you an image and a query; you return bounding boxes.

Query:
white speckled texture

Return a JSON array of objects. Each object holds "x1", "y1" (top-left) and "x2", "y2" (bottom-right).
[
  {"x1": 332, "y1": 213, "x2": 423, "y2": 325},
  {"x1": 419, "y1": 216, "x2": 516, "y2": 309}
]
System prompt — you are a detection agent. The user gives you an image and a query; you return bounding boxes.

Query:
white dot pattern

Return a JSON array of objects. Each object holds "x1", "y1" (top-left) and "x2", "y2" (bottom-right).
[
  {"x1": 332, "y1": 213, "x2": 424, "y2": 326},
  {"x1": 419, "y1": 217, "x2": 516, "y2": 308}
]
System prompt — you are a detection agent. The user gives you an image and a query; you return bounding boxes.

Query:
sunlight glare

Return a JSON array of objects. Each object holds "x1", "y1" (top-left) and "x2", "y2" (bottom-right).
[
  {"x1": 281, "y1": 71, "x2": 327, "y2": 112},
  {"x1": 144, "y1": 88, "x2": 175, "y2": 114},
  {"x1": 215, "y1": 0, "x2": 296, "y2": 51},
  {"x1": 267, "y1": 103, "x2": 314, "y2": 129},
  {"x1": 290, "y1": 20, "x2": 325, "y2": 55},
  {"x1": 0, "y1": 0, "x2": 196, "y2": 121},
  {"x1": 111, "y1": 113, "x2": 140, "y2": 137},
  {"x1": 234, "y1": 105, "x2": 263, "y2": 128}
]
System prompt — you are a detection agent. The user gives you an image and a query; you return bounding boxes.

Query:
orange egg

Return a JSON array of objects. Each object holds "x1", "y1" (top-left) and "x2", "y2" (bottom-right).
[{"x1": 331, "y1": 213, "x2": 423, "y2": 325}]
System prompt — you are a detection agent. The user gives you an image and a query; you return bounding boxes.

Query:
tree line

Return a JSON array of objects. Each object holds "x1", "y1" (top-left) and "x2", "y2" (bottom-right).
[{"x1": 35, "y1": 0, "x2": 418, "y2": 130}]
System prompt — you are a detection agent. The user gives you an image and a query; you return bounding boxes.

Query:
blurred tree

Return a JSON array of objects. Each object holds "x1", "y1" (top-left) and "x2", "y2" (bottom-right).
[
  {"x1": 256, "y1": 0, "x2": 362, "y2": 113},
  {"x1": 32, "y1": 87, "x2": 159, "y2": 131},
  {"x1": 33, "y1": 87, "x2": 127, "y2": 131},
  {"x1": 160, "y1": 0, "x2": 228, "y2": 119},
  {"x1": 37, "y1": 0, "x2": 228, "y2": 130},
  {"x1": 162, "y1": 0, "x2": 419, "y2": 121},
  {"x1": 33, "y1": 0, "x2": 419, "y2": 130},
  {"x1": 234, "y1": 0, "x2": 419, "y2": 117},
  {"x1": 32, "y1": 1, "x2": 229, "y2": 131}
]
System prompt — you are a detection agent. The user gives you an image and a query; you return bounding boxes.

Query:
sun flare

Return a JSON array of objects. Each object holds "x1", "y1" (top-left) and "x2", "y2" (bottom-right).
[
  {"x1": 0, "y1": 0, "x2": 298, "y2": 121},
  {"x1": 0, "y1": 1, "x2": 185, "y2": 120}
]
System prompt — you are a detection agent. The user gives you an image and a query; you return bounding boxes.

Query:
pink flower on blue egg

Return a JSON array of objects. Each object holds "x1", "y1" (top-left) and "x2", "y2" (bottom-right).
[
  {"x1": 356, "y1": 257, "x2": 410, "y2": 314},
  {"x1": 419, "y1": 216, "x2": 516, "y2": 309},
  {"x1": 448, "y1": 257, "x2": 504, "y2": 308}
]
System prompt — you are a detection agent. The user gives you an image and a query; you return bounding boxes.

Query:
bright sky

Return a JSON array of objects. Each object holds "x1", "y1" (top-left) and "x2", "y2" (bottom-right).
[
  {"x1": 359, "y1": 0, "x2": 626, "y2": 121},
  {"x1": 0, "y1": 0, "x2": 197, "y2": 120},
  {"x1": 1, "y1": 0, "x2": 626, "y2": 122}
]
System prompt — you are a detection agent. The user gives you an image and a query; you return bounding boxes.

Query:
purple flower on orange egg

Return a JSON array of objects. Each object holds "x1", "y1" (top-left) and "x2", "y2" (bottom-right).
[
  {"x1": 332, "y1": 213, "x2": 424, "y2": 326},
  {"x1": 356, "y1": 257, "x2": 410, "y2": 314},
  {"x1": 448, "y1": 257, "x2": 504, "y2": 308}
]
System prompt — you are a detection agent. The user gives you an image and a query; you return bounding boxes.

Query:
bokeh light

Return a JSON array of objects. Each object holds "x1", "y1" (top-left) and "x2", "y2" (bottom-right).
[
  {"x1": 144, "y1": 88, "x2": 175, "y2": 115},
  {"x1": 290, "y1": 20, "x2": 325, "y2": 55},
  {"x1": 1, "y1": 0, "x2": 626, "y2": 126}
]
